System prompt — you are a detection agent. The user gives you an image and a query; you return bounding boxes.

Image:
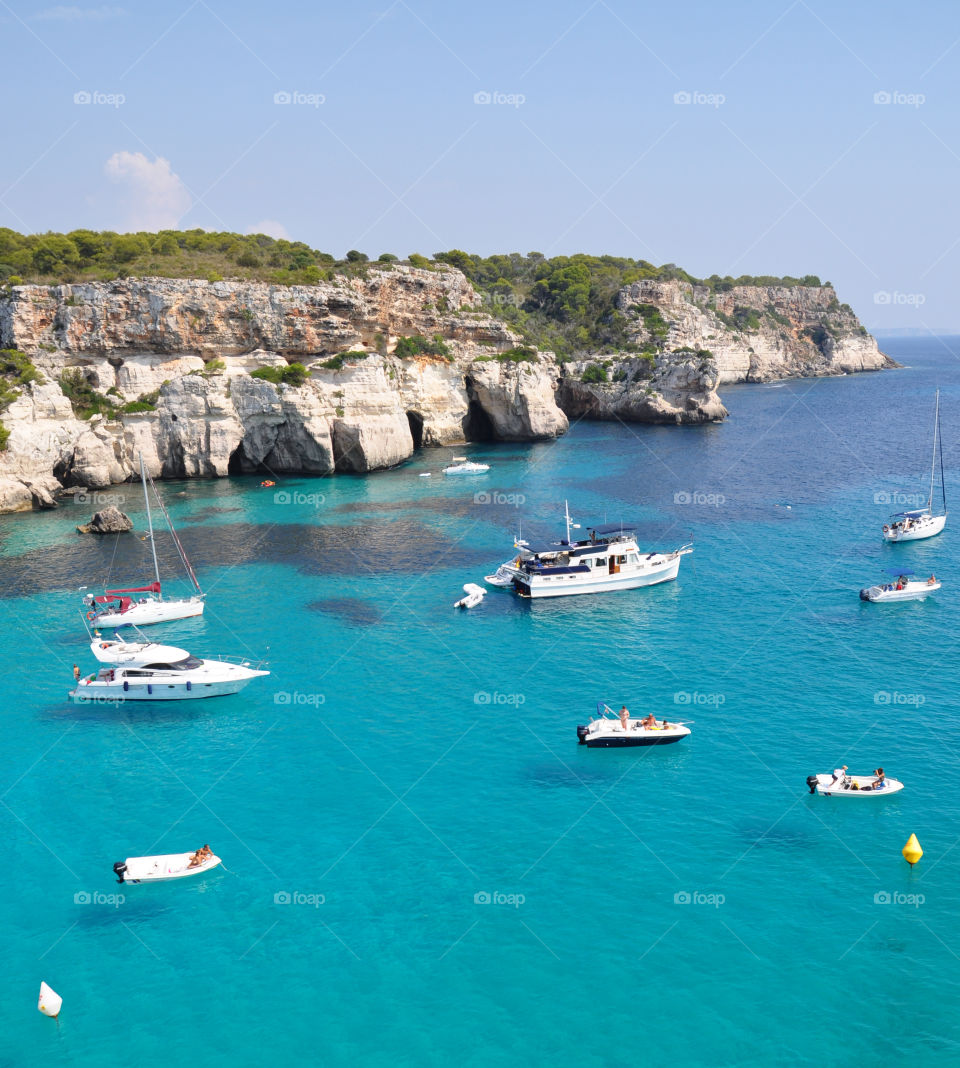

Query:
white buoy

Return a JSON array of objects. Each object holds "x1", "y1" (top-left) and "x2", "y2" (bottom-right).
[{"x1": 38, "y1": 981, "x2": 62, "y2": 1018}]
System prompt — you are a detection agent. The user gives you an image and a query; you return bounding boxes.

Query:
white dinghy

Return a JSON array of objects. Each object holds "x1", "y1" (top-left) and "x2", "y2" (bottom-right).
[
  {"x1": 577, "y1": 702, "x2": 691, "y2": 748},
  {"x1": 38, "y1": 981, "x2": 62, "y2": 1018},
  {"x1": 806, "y1": 771, "x2": 903, "y2": 797},
  {"x1": 455, "y1": 583, "x2": 486, "y2": 609},
  {"x1": 859, "y1": 569, "x2": 940, "y2": 602},
  {"x1": 443, "y1": 457, "x2": 490, "y2": 474},
  {"x1": 114, "y1": 849, "x2": 222, "y2": 883}
]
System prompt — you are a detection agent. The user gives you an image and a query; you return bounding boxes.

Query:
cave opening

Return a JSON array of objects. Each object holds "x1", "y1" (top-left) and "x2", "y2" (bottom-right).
[
  {"x1": 462, "y1": 399, "x2": 495, "y2": 442},
  {"x1": 406, "y1": 410, "x2": 424, "y2": 449}
]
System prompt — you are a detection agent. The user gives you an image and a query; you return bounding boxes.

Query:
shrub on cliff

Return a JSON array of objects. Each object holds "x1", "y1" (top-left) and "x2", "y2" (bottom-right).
[
  {"x1": 393, "y1": 334, "x2": 451, "y2": 360},
  {"x1": 250, "y1": 362, "x2": 308, "y2": 387},
  {"x1": 581, "y1": 364, "x2": 608, "y2": 384},
  {"x1": 59, "y1": 369, "x2": 117, "y2": 419}
]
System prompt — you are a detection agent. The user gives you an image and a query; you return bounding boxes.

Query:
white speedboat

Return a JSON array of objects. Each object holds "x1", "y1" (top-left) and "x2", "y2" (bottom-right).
[
  {"x1": 83, "y1": 454, "x2": 205, "y2": 627},
  {"x1": 490, "y1": 503, "x2": 692, "y2": 599},
  {"x1": 454, "y1": 583, "x2": 486, "y2": 609},
  {"x1": 882, "y1": 390, "x2": 947, "y2": 542},
  {"x1": 577, "y1": 703, "x2": 691, "y2": 747},
  {"x1": 443, "y1": 457, "x2": 489, "y2": 474},
  {"x1": 70, "y1": 634, "x2": 268, "y2": 703},
  {"x1": 113, "y1": 851, "x2": 222, "y2": 883},
  {"x1": 859, "y1": 570, "x2": 940, "y2": 602},
  {"x1": 806, "y1": 772, "x2": 903, "y2": 796}
]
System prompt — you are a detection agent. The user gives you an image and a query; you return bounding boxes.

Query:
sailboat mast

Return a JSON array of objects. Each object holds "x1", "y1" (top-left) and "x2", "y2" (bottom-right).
[
  {"x1": 929, "y1": 390, "x2": 940, "y2": 513},
  {"x1": 140, "y1": 453, "x2": 162, "y2": 594}
]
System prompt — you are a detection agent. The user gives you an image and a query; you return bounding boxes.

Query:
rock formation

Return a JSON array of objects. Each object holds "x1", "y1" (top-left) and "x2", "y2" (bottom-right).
[
  {"x1": 76, "y1": 505, "x2": 133, "y2": 534},
  {"x1": 0, "y1": 266, "x2": 889, "y2": 512}
]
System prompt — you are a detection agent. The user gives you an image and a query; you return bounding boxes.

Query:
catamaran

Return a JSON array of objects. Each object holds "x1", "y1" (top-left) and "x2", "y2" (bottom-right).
[
  {"x1": 485, "y1": 502, "x2": 692, "y2": 599},
  {"x1": 83, "y1": 454, "x2": 204, "y2": 627},
  {"x1": 883, "y1": 390, "x2": 947, "y2": 542}
]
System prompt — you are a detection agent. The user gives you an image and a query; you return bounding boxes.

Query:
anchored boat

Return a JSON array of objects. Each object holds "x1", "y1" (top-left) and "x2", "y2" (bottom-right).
[
  {"x1": 806, "y1": 771, "x2": 903, "y2": 796},
  {"x1": 443, "y1": 457, "x2": 490, "y2": 474},
  {"x1": 82, "y1": 454, "x2": 204, "y2": 627},
  {"x1": 70, "y1": 632, "x2": 268, "y2": 703},
  {"x1": 882, "y1": 390, "x2": 947, "y2": 542},
  {"x1": 859, "y1": 569, "x2": 939, "y2": 602},
  {"x1": 113, "y1": 849, "x2": 222, "y2": 883},
  {"x1": 487, "y1": 503, "x2": 692, "y2": 599},
  {"x1": 577, "y1": 703, "x2": 691, "y2": 747}
]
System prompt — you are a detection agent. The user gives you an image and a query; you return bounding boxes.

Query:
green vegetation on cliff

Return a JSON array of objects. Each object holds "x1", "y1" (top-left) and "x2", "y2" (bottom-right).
[{"x1": 0, "y1": 228, "x2": 834, "y2": 360}]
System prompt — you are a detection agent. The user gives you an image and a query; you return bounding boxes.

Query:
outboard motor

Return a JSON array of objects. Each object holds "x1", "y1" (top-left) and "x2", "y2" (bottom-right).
[
  {"x1": 113, "y1": 861, "x2": 127, "y2": 884},
  {"x1": 806, "y1": 775, "x2": 819, "y2": 795},
  {"x1": 576, "y1": 725, "x2": 589, "y2": 745},
  {"x1": 859, "y1": 588, "x2": 870, "y2": 601}
]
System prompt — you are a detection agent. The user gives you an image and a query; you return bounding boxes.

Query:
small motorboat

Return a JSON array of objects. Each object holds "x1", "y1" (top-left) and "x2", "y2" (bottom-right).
[
  {"x1": 455, "y1": 583, "x2": 486, "y2": 609},
  {"x1": 577, "y1": 703, "x2": 691, "y2": 747},
  {"x1": 806, "y1": 772, "x2": 903, "y2": 796},
  {"x1": 260, "y1": 480, "x2": 276, "y2": 487},
  {"x1": 113, "y1": 850, "x2": 222, "y2": 883},
  {"x1": 443, "y1": 457, "x2": 490, "y2": 474},
  {"x1": 860, "y1": 569, "x2": 940, "y2": 602}
]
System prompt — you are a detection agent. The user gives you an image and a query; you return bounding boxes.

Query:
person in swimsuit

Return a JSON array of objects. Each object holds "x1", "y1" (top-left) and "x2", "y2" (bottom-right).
[
  {"x1": 619, "y1": 706, "x2": 630, "y2": 731},
  {"x1": 642, "y1": 713, "x2": 658, "y2": 729}
]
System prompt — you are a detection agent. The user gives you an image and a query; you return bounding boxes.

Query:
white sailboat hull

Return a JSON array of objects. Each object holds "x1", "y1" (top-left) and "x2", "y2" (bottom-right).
[
  {"x1": 88, "y1": 597, "x2": 205, "y2": 628},
  {"x1": 882, "y1": 513, "x2": 946, "y2": 541}
]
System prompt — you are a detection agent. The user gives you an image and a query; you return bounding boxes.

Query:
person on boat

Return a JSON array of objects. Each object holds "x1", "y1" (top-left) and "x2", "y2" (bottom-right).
[
  {"x1": 73, "y1": 664, "x2": 80, "y2": 681},
  {"x1": 642, "y1": 712, "x2": 658, "y2": 729},
  {"x1": 188, "y1": 850, "x2": 204, "y2": 868},
  {"x1": 928, "y1": 574, "x2": 937, "y2": 585},
  {"x1": 872, "y1": 768, "x2": 886, "y2": 790},
  {"x1": 831, "y1": 765, "x2": 848, "y2": 785},
  {"x1": 618, "y1": 705, "x2": 630, "y2": 731}
]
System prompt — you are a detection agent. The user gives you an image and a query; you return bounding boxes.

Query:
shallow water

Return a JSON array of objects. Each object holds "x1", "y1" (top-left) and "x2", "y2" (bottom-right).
[{"x1": 4, "y1": 336, "x2": 960, "y2": 1065}]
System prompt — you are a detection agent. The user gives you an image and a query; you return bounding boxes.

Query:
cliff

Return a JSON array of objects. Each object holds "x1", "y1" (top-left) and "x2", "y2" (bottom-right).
[{"x1": 0, "y1": 268, "x2": 889, "y2": 512}]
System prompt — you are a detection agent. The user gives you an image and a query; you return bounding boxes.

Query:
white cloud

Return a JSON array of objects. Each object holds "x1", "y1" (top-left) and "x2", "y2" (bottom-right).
[
  {"x1": 35, "y1": 6, "x2": 126, "y2": 20},
  {"x1": 246, "y1": 220, "x2": 290, "y2": 240},
  {"x1": 104, "y1": 151, "x2": 192, "y2": 230}
]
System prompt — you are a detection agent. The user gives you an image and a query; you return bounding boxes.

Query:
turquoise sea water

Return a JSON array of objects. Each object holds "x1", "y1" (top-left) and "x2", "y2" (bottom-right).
[{"x1": 4, "y1": 337, "x2": 960, "y2": 1066}]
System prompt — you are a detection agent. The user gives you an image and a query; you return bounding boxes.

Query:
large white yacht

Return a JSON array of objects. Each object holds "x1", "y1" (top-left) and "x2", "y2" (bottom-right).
[
  {"x1": 486, "y1": 503, "x2": 692, "y2": 599},
  {"x1": 70, "y1": 635, "x2": 269, "y2": 703}
]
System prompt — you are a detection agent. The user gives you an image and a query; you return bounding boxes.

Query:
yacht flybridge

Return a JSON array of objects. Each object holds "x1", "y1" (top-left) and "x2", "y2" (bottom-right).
[
  {"x1": 883, "y1": 390, "x2": 947, "y2": 542},
  {"x1": 82, "y1": 454, "x2": 204, "y2": 628},
  {"x1": 486, "y1": 502, "x2": 692, "y2": 599},
  {"x1": 70, "y1": 632, "x2": 268, "y2": 703}
]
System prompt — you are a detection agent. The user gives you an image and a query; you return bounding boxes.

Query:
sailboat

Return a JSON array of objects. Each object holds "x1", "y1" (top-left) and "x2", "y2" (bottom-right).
[
  {"x1": 883, "y1": 390, "x2": 947, "y2": 543},
  {"x1": 82, "y1": 454, "x2": 205, "y2": 627}
]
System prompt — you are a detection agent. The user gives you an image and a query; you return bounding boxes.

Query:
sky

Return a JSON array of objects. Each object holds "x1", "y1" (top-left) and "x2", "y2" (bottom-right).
[{"x1": 2, "y1": 0, "x2": 959, "y2": 330}]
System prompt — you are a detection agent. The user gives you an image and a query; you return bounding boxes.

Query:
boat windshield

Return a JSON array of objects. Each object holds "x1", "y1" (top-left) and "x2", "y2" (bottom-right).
[{"x1": 143, "y1": 655, "x2": 203, "y2": 671}]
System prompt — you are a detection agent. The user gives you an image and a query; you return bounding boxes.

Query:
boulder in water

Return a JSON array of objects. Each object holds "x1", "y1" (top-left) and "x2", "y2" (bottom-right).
[{"x1": 77, "y1": 505, "x2": 133, "y2": 535}]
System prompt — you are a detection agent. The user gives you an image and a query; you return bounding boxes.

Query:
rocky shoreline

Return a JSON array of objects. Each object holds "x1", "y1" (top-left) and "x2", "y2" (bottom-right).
[{"x1": 0, "y1": 266, "x2": 893, "y2": 512}]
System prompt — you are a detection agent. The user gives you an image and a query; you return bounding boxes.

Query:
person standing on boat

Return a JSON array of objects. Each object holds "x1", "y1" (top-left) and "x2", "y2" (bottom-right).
[
  {"x1": 619, "y1": 705, "x2": 630, "y2": 731},
  {"x1": 832, "y1": 765, "x2": 848, "y2": 785}
]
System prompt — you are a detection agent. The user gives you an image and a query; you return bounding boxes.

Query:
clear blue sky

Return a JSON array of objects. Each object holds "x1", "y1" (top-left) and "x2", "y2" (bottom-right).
[{"x1": 2, "y1": 0, "x2": 959, "y2": 329}]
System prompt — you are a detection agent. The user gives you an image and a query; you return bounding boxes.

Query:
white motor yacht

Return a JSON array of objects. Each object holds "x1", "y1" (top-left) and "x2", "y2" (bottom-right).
[
  {"x1": 487, "y1": 503, "x2": 692, "y2": 599},
  {"x1": 577, "y1": 703, "x2": 691, "y2": 747},
  {"x1": 70, "y1": 634, "x2": 268, "y2": 703}
]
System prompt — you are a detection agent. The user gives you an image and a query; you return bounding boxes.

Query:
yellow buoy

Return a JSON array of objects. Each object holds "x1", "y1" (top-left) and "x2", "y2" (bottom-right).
[{"x1": 902, "y1": 834, "x2": 923, "y2": 866}]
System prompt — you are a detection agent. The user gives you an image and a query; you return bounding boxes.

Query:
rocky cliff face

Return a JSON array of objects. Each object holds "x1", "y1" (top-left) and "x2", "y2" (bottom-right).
[
  {"x1": 0, "y1": 268, "x2": 567, "y2": 511},
  {"x1": 0, "y1": 268, "x2": 888, "y2": 512}
]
